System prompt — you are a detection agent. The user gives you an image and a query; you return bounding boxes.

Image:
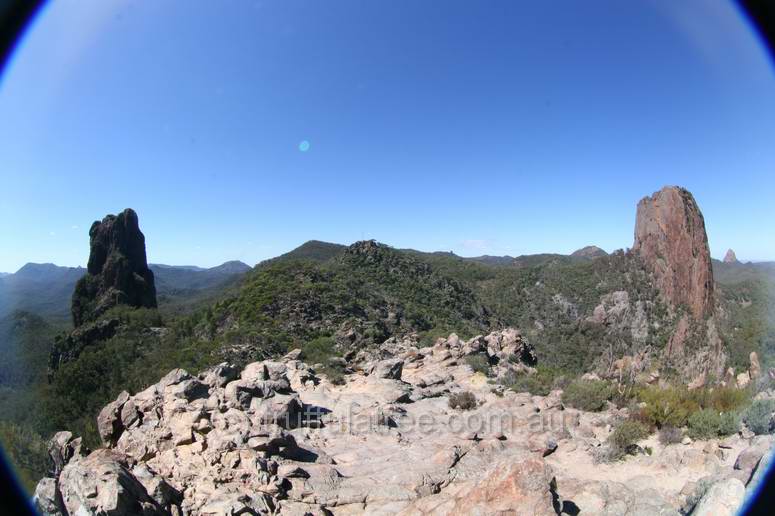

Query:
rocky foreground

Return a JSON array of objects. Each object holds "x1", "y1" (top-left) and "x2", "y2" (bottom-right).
[{"x1": 34, "y1": 330, "x2": 773, "y2": 515}]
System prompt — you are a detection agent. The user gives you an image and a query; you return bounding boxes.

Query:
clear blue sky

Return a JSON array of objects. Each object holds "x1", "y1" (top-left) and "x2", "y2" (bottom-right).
[{"x1": 1, "y1": 0, "x2": 774, "y2": 272}]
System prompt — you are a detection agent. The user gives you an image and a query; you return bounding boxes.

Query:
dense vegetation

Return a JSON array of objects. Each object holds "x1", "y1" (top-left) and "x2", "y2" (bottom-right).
[
  {"x1": 714, "y1": 261, "x2": 775, "y2": 371},
  {"x1": 0, "y1": 312, "x2": 65, "y2": 491}
]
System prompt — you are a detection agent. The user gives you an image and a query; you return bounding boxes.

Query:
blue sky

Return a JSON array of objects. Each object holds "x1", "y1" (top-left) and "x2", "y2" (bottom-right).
[{"x1": 1, "y1": 0, "x2": 774, "y2": 272}]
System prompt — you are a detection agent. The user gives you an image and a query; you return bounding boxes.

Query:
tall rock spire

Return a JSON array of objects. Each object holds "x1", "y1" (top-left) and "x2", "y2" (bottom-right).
[
  {"x1": 633, "y1": 186, "x2": 714, "y2": 319},
  {"x1": 71, "y1": 209, "x2": 157, "y2": 327}
]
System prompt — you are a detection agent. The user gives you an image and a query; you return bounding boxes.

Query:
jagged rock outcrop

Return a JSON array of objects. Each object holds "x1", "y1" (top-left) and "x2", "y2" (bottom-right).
[
  {"x1": 35, "y1": 329, "x2": 769, "y2": 515},
  {"x1": 49, "y1": 210, "x2": 158, "y2": 375},
  {"x1": 71, "y1": 209, "x2": 157, "y2": 327},
  {"x1": 633, "y1": 186, "x2": 714, "y2": 320},
  {"x1": 723, "y1": 249, "x2": 739, "y2": 264}
]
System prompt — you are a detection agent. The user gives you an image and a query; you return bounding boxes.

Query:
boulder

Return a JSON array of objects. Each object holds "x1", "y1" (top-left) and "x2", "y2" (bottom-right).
[
  {"x1": 692, "y1": 478, "x2": 745, "y2": 516},
  {"x1": 33, "y1": 477, "x2": 64, "y2": 516},
  {"x1": 734, "y1": 438, "x2": 771, "y2": 485},
  {"x1": 251, "y1": 394, "x2": 303, "y2": 428},
  {"x1": 198, "y1": 362, "x2": 239, "y2": 388},
  {"x1": 132, "y1": 464, "x2": 183, "y2": 511},
  {"x1": 47, "y1": 431, "x2": 87, "y2": 477},
  {"x1": 370, "y1": 358, "x2": 404, "y2": 380},
  {"x1": 750, "y1": 351, "x2": 762, "y2": 380},
  {"x1": 737, "y1": 372, "x2": 751, "y2": 389},
  {"x1": 98, "y1": 391, "x2": 130, "y2": 446},
  {"x1": 448, "y1": 457, "x2": 557, "y2": 515},
  {"x1": 58, "y1": 449, "x2": 163, "y2": 515}
]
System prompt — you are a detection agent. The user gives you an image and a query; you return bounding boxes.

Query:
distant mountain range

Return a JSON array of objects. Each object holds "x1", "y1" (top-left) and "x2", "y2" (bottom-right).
[
  {"x1": 270, "y1": 240, "x2": 610, "y2": 268},
  {"x1": 0, "y1": 260, "x2": 251, "y2": 321}
]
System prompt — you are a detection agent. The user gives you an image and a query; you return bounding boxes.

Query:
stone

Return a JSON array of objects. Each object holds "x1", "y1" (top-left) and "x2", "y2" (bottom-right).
[
  {"x1": 243, "y1": 360, "x2": 288, "y2": 382},
  {"x1": 33, "y1": 477, "x2": 64, "y2": 516},
  {"x1": 445, "y1": 457, "x2": 557, "y2": 515},
  {"x1": 370, "y1": 358, "x2": 404, "y2": 380},
  {"x1": 529, "y1": 434, "x2": 559, "y2": 457},
  {"x1": 750, "y1": 351, "x2": 761, "y2": 380},
  {"x1": 120, "y1": 399, "x2": 141, "y2": 429},
  {"x1": 98, "y1": 391, "x2": 130, "y2": 446},
  {"x1": 58, "y1": 449, "x2": 163, "y2": 515},
  {"x1": 47, "y1": 431, "x2": 87, "y2": 477},
  {"x1": 198, "y1": 363, "x2": 239, "y2": 388},
  {"x1": 251, "y1": 394, "x2": 303, "y2": 429},
  {"x1": 734, "y1": 438, "x2": 771, "y2": 485},
  {"x1": 737, "y1": 372, "x2": 751, "y2": 389},
  {"x1": 284, "y1": 348, "x2": 303, "y2": 361},
  {"x1": 692, "y1": 478, "x2": 745, "y2": 516},
  {"x1": 688, "y1": 372, "x2": 706, "y2": 390},
  {"x1": 132, "y1": 464, "x2": 183, "y2": 511},
  {"x1": 633, "y1": 186, "x2": 714, "y2": 319}
]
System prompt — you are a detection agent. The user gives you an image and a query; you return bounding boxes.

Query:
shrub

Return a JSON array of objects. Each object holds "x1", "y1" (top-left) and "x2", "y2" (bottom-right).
[
  {"x1": 299, "y1": 336, "x2": 334, "y2": 363},
  {"x1": 658, "y1": 425, "x2": 683, "y2": 445},
  {"x1": 637, "y1": 386, "x2": 698, "y2": 428},
  {"x1": 695, "y1": 386, "x2": 750, "y2": 413},
  {"x1": 465, "y1": 354, "x2": 490, "y2": 376},
  {"x1": 718, "y1": 411, "x2": 740, "y2": 436},
  {"x1": 502, "y1": 366, "x2": 558, "y2": 396},
  {"x1": 449, "y1": 391, "x2": 477, "y2": 410},
  {"x1": 561, "y1": 379, "x2": 613, "y2": 412},
  {"x1": 687, "y1": 409, "x2": 739, "y2": 440},
  {"x1": 599, "y1": 420, "x2": 650, "y2": 462},
  {"x1": 609, "y1": 420, "x2": 650, "y2": 451},
  {"x1": 743, "y1": 399, "x2": 775, "y2": 435}
]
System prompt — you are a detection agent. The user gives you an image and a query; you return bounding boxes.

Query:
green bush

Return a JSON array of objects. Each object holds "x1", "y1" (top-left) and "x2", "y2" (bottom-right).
[
  {"x1": 465, "y1": 354, "x2": 490, "y2": 376},
  {"x1": 658, "y1": 425, "x2": 683, "y2": 445},
  {"x1": 609, "y1": 420, "x2": 650, "y2": 451},
  {"x1": 561, "y1": 379, "x2": 613, "y2": 412},
  {"x1": 637, "y1": 386, "x2": 699, "y2": 428},
  {"x1": 695, "y1": 386, "x2": 751, "y2": 413},
  {"x1": 718, "y1": 411, "x2": 740, "y2": 436},
  {"x1": 503, "y1": 366, "x2": 558, "y2": 396},
  {"x1": 449, "y1": 391, "x2": 477, "y2": 410},
  {"x1": 743, "y1": 399, "x2": 775, "y2": 435},
  {"x1": 601, "y1": 420, "x2": 650, "y2": 462},
  {"x1": 687, "y1": 409, "x2": 739, "y2": 440},
  {"x1": 299, "y1": 336, "x2": 348, "y2": 384}
]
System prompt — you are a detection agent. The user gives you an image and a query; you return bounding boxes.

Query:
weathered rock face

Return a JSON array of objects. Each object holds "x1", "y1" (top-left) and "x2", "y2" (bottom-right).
[
  {"x1": 723, "y1": 249, "x2": 739, "y2": 264},
  {"x1": 36, "y1": 328, "x2": 768, "y2": 516},
  {"x1": 71, "y1": 209, "x2": 157, "y2": 327},
  {"x1": 633, "y1": 186, "x2": 714, "y2": 320}
]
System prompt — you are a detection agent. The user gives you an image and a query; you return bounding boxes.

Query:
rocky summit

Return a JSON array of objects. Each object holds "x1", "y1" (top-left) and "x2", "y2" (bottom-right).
[
  {"x1": 71, "y1": 208, "x2": 157, "y2": 327},
  {"x1": 723, "y1": 249, "x2": 739, "y2": 264},
  {"x1": 633, "y1": 186, "x2": 714, "y2": 320},
  {"x1": 570, "y1": 245, "x2": 608, "y2": 259},
  {"x1": 33, "y1": 330, "x2": 772, "y2": 516}
]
